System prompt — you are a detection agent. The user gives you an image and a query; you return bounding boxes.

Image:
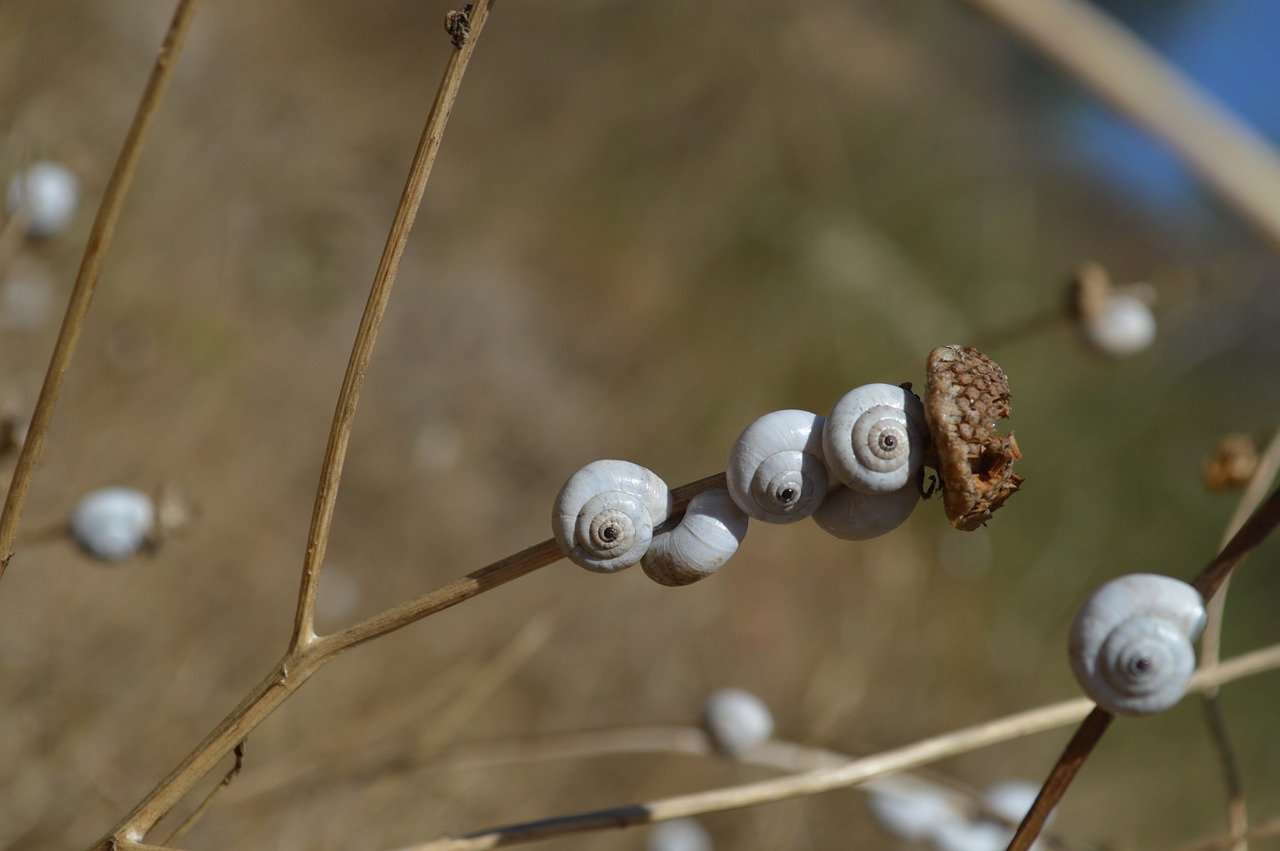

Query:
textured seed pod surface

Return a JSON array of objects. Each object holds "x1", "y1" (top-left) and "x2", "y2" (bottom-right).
[{"x1": 924, "y1": 345, "x2": 1023, "y2": 531}]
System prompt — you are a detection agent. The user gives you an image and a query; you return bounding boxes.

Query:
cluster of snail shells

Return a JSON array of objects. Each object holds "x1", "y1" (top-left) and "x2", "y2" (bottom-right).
[
  {"x1": 551, "y1": 383, "x2": 927, "y2": 586},
  {"x1": 1068, "y1": 573, "x2": 1206, "y2": 716}
]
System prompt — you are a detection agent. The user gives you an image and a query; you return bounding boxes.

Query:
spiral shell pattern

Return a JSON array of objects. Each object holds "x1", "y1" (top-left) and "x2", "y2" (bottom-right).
[
  {"x1": 1068, "y1": 573, "x2": 1206, "y2": 716},
  {"x1": 726, "y1": 409, "x2": 828, "y2": 523},
  {"x1": 552, "y1": 460, "x2": 672, "y2": 573},
  {"x1": 823, "y1": 383, "x2": 926, "y2": 494},
  {"x1": 642, "y1": 489, "x2": 748, "y2": 587}
]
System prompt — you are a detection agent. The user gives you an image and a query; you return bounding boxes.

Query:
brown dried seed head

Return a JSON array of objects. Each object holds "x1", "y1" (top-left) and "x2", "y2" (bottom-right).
[
  {"x1": 1202, "y1": 434, "x2": 1259, "y2": 492},
  {"x1": 1067, "y1": 262, "x2": 1112, "y2": 324},
  {"x1": 924, "y1": 345, "x2": 1023, "y2": 531}
]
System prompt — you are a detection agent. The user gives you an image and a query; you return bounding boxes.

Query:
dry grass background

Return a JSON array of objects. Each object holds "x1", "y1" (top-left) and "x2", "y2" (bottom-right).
[{"x1": 2, "y1": 1, "x2": 1280, "y2": 849}]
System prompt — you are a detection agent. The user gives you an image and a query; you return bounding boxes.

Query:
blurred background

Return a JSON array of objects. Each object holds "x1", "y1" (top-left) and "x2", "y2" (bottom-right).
[{"x1": 2, "y1": 0, "x2": 1280, "y2": 848}]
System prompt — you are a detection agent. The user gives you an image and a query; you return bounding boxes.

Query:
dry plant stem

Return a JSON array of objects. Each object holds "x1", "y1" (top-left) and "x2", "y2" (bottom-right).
[
  {"x1": 959, "y1": 0, "x2": 1280, "y2": 255},
  {"x1": 1174, "y1": 815, "x2": 1280, "y2": 851},
  {"x1": 91, "y1": 473, "x2": 724, "y2": 846},
  {"x1": 1003, "y1": 486, "x2": 1280, "y2": 851},
  {"x1": 158, "y1": 742, "x2": 244, "y2": 846},
  {"x1": 0, "y1": 0, "x2": 202, "y2": 581},
  {"x1": 289, "y1": 0, "x2": 493, "y2": 653},
  {"x1": 396, "y1": 644, "x2": 1280, "y2": 851},
  {"x1": 1199, "y1": 427, "x2": 1280, "y2": 851}
]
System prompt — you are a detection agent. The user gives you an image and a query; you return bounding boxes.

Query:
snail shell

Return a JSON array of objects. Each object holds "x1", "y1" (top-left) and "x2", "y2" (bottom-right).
[
  {"x1": 642, "y1": 489, "x2": 748, "y2": 587},
  {"x1": 823, "y1": 383, "x2": 926, "y2": 494},
  {"x1": 1068, "y1": 573, "x2": 1206, "y2": 716},
  {"x1": 701, "y1": 688, "x2": 774, "y2": 756},
  {"x1": 70, "y1": 486, "x2": 156, "y2": 562},
  {"x1": 552, "y1": 460, "x2": 672, "y2": 573},
  {"x1": 726, "y1": 409, "x2": 828, "y2": 523},
  {"x1": 812, "y1": 482, "x2": 920, "y2": 541}
]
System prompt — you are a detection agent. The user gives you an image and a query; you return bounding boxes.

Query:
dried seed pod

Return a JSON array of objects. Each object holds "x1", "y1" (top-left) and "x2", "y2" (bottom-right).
[
  {"x1": 923, "y1": 345, "x2": 1023, "y2": 531},
  {"x1": 1202, "y1": 434, "x2": 1259, "y2": 491}
]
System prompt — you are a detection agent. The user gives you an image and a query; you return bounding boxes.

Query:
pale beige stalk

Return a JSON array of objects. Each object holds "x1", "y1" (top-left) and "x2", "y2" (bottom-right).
[{"x1": 0, "y1": 0, "x2": 202, "y2": 582}]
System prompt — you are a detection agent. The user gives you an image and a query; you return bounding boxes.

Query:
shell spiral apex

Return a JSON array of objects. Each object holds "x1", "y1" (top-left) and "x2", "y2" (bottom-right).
[
  {"x1": 823, "y1": 383, "x2": 926, "y2": 495},
  {"x1": 1068, "y1": 573, "x2": 1206, "y2": 716},
  {"x1": 552, "y1": 460, "x2": 672, "y2": 574},
  {"x1": 726, "y1": 409, "x2": 828, "y2": 523}
]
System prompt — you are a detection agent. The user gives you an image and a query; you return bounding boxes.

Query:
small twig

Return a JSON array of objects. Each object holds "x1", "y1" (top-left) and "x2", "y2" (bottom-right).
[
  {"x1": 158, "y1": 741, "x2": 245, "y2": 847},
  {"x1": 389, "y1": 644, "x2": 1280, "y2": 851},
  {"x1": 1004, "y1": 486, "x2": 1280, "y2": 851},
  {"x1": 1171, "y1": 814, "x2": 1280, "y2": 851},
  {"x1": 289, "y1": 0, "x2": 494, "y2": 654},
  {"x1": 959, "y1": 0, "x2": 1280, "y2": 256},
  {"x1": 1199, "y1": 426, "x2": 1280, "y2": 851},
  {"x1": 0, "y1": 0, "x2": 202, "y2": 583},
  {"x1": 90, "y1": 471, "x2": 721, "y2": 846}
]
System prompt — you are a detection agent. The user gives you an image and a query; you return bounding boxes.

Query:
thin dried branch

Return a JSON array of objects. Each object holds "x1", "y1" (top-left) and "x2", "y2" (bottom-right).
[
  {"x1": 158, "y1": 742, "x2": 245, "y2": 847},
  {"x1": 0, "y1": 0, "x2": 202, "y2": 582},
  {"x1": 289, "y1": 0, "x2": 494, "y2": 653},
  {"x1": 392, "y1": 644, "x2": 1280, "y2": 851},
  {"x1": 89, "y1": 5, "x2": 501, "y2": 845},
  {"x1": 959, "y1": 0, "x2": 1280, "y2": 256},
  {"x1": 1171, "y1": 814, "x2": 1280, "y2": 851},
  {"x1": 89, "y1": 465, "x2": 722, "y2": 846},
  {"x1": 1004, "y1": 486, "x2": 1280, "y2": 851},
  {"x1": 1199, "y1": 426, "x2": 1280, "y2": 851}
]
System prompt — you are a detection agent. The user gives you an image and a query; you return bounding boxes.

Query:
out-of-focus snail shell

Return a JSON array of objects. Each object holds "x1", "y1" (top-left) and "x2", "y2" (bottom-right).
[
  {"x1": 552, "y1": 460, "x2": 672, "y2": 573},
  {"x1": 726, "y1": 409, "x2": 828, "y2": 523}
]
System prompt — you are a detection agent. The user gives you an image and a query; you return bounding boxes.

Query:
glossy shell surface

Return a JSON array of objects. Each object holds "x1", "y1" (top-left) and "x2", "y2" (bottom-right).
[
  {"x1": 1068, "y1": 573, "x2": 1206, "y2": 716},
  {"x1": 823, "y1": 383, "x2": 926, "y2": 494},
  {"x1": 726, "y1": 409, "x2": 828, "y2": 523},
  {"x1": 552, "y1": 460, "x2": 672, "y2": 573}
]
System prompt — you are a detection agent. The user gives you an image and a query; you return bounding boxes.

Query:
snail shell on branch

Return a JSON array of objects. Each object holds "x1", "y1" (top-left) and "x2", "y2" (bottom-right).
[
  {"x1": 823, "y1": 383, "x2": 926, "y2": 494},
  {"x1": 726, "y1": 409, "x2": 828, "y2": 523},
  {"x1": 1068, "y1": 573, "x2": 1206, "y2": 716},
  {"x1": 812, "y1": 482, "x2": 920, "y2": 541},
  {"x1": 552, "y1": 460, "x2": 672, "y2": 573},
  {"x1": 70, "y1": 486, "x2": 156, "y2": 562},
  {"x1": 923, "y1": 345, "x2": 1022, "y2": 531},
  {"x1": 642, "y1": 489, "x2": 748, "y2": 587},
  {"x1": 701, "y1": 688, "x2": 774, "y2": 756}
]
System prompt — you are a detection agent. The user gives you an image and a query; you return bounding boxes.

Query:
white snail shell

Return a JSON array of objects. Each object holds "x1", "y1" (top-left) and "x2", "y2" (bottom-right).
[
  {"x1": 646, "y1": 819, "x2": 711, "y2": 851},
  {"x1": 823, "y1": 383, "x2": 926, "y2": 494},
  {"x1": 725, "y1": 409, "x2": 828, "y2": 523},
  {"x1": 1083, "y1": 293, "x2": 1156, "y2": 357},
  {"x1": 6, "y1": 161, "x2": 80, "y2": 238},
  {"x1": 701, "y1": 687, "x2": 774, "y2": 756},
  {"x1": 811, "y1": 482, "x2": 919, "y2": 541},
  {"x1": 642, "y1": 489, "x2": 748, "y2": 587},
  {"x1": 1068, "y1": 573, "x2": 1206, "y2": 716},
  {"x1": 552, "y1": 460, "x2": 672, "y2": 574},
  {"x1": 70, "y1": 486, "x2": 156, "y2": 562}
]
